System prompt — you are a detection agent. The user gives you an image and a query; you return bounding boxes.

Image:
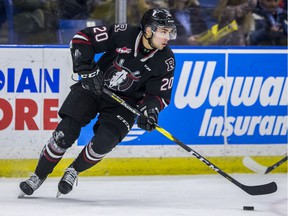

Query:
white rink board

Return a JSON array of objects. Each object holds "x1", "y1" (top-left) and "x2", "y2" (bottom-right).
[
  {"x1": 0, "y1": 46, "x2": 287, "y2": 159},
  {"x1": 0, "y1": 47, "x2": 73, "y2": 159}
]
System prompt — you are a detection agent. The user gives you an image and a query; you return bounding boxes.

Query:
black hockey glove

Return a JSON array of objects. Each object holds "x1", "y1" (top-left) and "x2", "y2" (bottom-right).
[
  {"x1": 80, "y1": 66, "x2": 103, "y2": 95},
  {"x1": 137, "y1": 107, "x2": 159, "y2": 132}
]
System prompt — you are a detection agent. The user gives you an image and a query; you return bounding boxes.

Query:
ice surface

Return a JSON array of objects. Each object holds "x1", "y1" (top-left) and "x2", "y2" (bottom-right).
[{"x1": 0, "y1": 174, "x2": 287, "y2": 216}]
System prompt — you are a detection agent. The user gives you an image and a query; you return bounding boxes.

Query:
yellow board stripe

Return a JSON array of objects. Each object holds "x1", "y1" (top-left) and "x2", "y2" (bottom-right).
[{"x1": 0, "y1": 156, "x2": 286, "y2": 178}]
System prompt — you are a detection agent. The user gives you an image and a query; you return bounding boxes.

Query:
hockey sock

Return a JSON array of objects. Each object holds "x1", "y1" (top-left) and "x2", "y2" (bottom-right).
[
  {"x1": 71, "y1": 141, "x2": 106, "y2": 172},
  {"x1": 35, "y1": 136, "x2": 66, "y2": 179}
]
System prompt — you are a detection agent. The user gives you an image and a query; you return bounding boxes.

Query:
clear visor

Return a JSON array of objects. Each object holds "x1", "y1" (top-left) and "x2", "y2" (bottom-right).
[{"x1": 152, "y1": 25, "x2": 177, "y2": 40}]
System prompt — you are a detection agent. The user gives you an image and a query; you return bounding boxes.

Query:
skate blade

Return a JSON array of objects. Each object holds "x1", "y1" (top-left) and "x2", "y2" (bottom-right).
[
  {"x1": 18, "y1": 190, "x2": 25, "y2": 198},
  {"x1": 56, "y1": 191, "x2": 62, "y2": 198}
]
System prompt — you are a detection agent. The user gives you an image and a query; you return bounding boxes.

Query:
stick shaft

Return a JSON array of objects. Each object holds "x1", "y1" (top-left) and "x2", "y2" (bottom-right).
[
  {"x1": 266, "y1": 155, "x2": 288, "y2": 174},
  {"x1": 243, "y1": 155, "x2": 287, "y2": 174}
]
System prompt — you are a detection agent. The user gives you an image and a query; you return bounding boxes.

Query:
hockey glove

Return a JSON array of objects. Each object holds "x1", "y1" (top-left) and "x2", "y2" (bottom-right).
[
  {"x1": 137, "y1": 107, "x2": 159, "y2": 131},
  {"x1": 80, "y1": 66, "x2": 103, "y2": 95}
]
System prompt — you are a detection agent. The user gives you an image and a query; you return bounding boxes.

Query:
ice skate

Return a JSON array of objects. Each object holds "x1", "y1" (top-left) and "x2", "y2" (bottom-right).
[
  {"x1": 57, "y1": 167, "x2": 78, "y2": 198},
  {"x1": 18, "y1": 173, "x2": 46, "y2": 198}
]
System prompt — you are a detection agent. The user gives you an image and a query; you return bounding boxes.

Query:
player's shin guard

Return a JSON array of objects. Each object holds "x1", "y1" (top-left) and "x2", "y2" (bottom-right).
[{"x1": 34, "y1": 131, "x2": 67, "y2": 179}]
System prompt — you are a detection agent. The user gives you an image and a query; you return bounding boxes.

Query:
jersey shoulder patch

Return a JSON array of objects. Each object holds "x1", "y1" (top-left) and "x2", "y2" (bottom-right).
[{"x1": 113, "y1": 23, "x2": 128, "y2": 32}]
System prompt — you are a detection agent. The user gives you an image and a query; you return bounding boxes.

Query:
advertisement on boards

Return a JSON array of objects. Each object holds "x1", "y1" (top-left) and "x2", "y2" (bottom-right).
[
  {"x1": 0, "y1": 47, "x2": 73, "y2": 149},
  {"x1": 0, "y1": 46, "x2": 287, "y2": 156}
]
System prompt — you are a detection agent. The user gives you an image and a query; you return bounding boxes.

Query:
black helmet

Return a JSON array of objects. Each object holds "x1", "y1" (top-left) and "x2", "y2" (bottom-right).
[{"x1": 141, "y1": 8, "x2": 177, "y2": 40}]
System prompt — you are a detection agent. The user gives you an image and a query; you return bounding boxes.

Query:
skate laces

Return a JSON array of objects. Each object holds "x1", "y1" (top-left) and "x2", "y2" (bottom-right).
[
  {"x1": 62, "y1": 167, "x2": 78, "y2": 187},
  {"x1": 26, "y1": 173, "x2": 45, "y2": 190}
]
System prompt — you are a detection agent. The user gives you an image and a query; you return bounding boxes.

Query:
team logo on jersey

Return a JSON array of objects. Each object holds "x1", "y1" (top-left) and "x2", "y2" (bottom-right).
[
  {"x1": 116, "y1": 47, "x2": 132, "y2": 54},
  {"x1": 104, "y1": 57, "x2": 141, "y2": 91},
  {"x1": 74, "y1": 49, "x2": 82, "y2": 60}
]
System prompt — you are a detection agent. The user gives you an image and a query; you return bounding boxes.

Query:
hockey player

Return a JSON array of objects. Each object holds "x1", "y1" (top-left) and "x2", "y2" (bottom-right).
[{"x1": 19, "y1": 8, "x2": 177, "y2": 197}]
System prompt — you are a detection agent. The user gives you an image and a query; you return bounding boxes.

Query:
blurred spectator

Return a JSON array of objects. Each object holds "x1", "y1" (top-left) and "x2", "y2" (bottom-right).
[
  {"x1": 89, "y1": 0, "x2": 115, "y2": 25},
  {"x1": 168, "y1": 0, "x2": 208, "y2": 45},
  {"x1": 208, "y1": 0, "x2": 257, "y2": 46},
  {"x1": 126, "y1": 0, "x2": 150, "y2": 26},
  {"x1": 57, "y1": 0, "x2": 106, "y2": 44},
  {"x1": 249, "y1": 0, "x2": 287, "y2": 46},
  {"x1": 278, "y1": 0, "x2": 287, "y2": 9},
  {"x1": 12, "y1": 0, "x2": 58, "y2": 44},
  {"x1": 126, "y1": 0, "x2": 168, "y2": 26},
  {"x1": 90, "y1": 0, "x2": 167, "y2": 26},
  {"x1": 0, "y1": 0, "x2": 8, "y2": 43},
  {"x1": 13, "y1": 0, "x2": 45, "y2": 34},
  {"x1": 0, "y1": 0, "x2": 6, "y2": 28},
  {"x1": 145, "y1": 0, "x2": 168, "y2": 8},
  {"x1": 57, "y1": 0, "x2": 91, "y2": 19},
  {"x1": 198, "y1": 0, "x2": 218, "y2": 28}
]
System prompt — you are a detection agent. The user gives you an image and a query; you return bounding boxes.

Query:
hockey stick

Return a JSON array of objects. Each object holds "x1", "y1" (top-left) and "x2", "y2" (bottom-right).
[
  {"x1": 103, "y1": 88, "x2": 277, "y2": 195},
  {"x1": 243, "y1": 155, "x2": 287, "y2": 174}
]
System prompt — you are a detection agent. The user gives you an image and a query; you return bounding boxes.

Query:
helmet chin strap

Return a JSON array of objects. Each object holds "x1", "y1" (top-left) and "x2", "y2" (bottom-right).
[{"x1": 143, "y1": 33, "x2": 156, "y2": 49}]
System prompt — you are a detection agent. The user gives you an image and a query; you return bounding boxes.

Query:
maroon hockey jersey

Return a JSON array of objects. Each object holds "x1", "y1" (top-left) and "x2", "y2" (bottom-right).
[{"x1": 70, "y1": 24, "x2": 175, "y2": 112}]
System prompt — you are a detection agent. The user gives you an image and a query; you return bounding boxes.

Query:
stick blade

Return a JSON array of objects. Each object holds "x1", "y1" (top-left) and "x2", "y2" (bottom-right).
[
  {"x1": 243, "y1": 156, "x2": 267, "y2": 174},
  {"x1": 242, "y1": 181, "x2": 277, "y2": 195}
]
